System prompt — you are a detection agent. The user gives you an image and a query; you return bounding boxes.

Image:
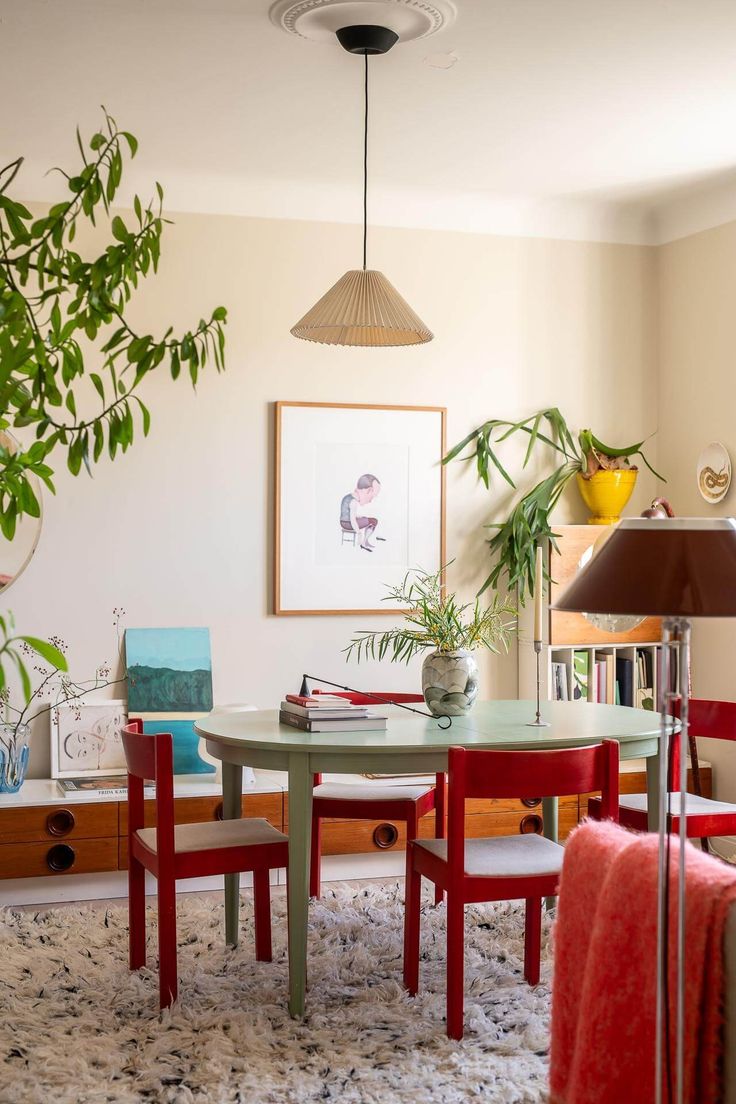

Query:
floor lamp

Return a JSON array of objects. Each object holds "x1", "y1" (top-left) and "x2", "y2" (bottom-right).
[{"x1": 553, "y1": 517, "x2": 736, "y2": 1104}]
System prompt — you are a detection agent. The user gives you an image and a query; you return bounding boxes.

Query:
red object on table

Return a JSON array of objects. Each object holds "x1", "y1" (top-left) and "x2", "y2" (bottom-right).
[
  {"x1": 121, "y1": 720, "x2": 288, "y2": 1009},
  {"x1": 403, "y1": 740, "x2": 620, "y2": 1039},
  {"x1": 309, "y1": 691, "x2": 446, "y2": 904},
  {"x1": 588, "y1": 698, "x2": 736, "y2": 839},
  {"x1": 550, "y1": 819, "x2": 736, "y2": 1104}
]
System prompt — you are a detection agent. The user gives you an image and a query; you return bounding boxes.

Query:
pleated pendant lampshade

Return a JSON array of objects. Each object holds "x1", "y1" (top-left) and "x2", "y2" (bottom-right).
[
  {"x1": 291, "y1": 24, "x2": 433, "y2": 348},
  {"x1": 290, "y1": 268, "x2": 433, "y2": 346}
]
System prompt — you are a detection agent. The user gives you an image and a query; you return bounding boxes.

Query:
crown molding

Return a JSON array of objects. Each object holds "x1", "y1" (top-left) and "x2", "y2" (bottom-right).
[
  {"x1": 15, "y1": 160, "x2": 658, "y2": 247},
  {"x1": 652, "y1": 175, "x2": 736, "y2": 245}
]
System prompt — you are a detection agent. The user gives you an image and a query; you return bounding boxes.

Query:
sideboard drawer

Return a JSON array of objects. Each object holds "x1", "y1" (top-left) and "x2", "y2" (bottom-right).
[
  {"x1": 319, "y1": 819, "x2": 408, "y2": 856},
  {"x1": 0, "y1": 803, "x2": 119, "y2": 845},
  {"x1": 119, "y1": 793, "x2": 283, "y2": 833},
  {"x1": 0, "y1": 838, "x2": 119, "y2": 878}
]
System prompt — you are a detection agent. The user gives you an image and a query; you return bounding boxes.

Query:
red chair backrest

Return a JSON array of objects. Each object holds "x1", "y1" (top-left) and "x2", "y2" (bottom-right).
[
  {"x1": 121, "y1": 720, "x2": 175, "y2": 857},
  {"x1": 312, "y1": 690, "x2": 423, "y2": 705},
  {"x1": 687, "y1": 698, "x2": 736, "y2": 742},
  {"x1": 310, "y1": 691, "x2": 424, "y2": 789},
  {"x1": 447, "y1": 742, "x2": 620, "y2": 875},
  {"x1": 665, "y1": 698, "x2": 736, "y2": 790}
]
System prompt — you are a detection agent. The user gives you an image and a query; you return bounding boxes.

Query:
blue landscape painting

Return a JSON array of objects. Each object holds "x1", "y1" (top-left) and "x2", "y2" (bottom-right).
[{"x1": 125, "y1": 627, "x2": 214, "y2": 713}]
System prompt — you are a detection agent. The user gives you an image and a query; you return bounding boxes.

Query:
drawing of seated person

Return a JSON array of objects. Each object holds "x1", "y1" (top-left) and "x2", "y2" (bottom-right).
[{"x1": 340, "y1": 473, "x2": 383, "y2": 551}]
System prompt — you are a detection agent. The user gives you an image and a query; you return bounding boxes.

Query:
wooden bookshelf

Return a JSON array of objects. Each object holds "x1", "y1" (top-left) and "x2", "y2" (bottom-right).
[{"x1": 519, "y1": 525, "x2": 663, "y2": 706}]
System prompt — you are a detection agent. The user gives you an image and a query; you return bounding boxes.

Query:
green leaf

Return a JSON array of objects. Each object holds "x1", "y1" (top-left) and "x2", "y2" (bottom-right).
[
  {"x1": 10, "y1": 648, "x2": 32, "y2": 703},
  {"x1": 121, "y1": 131, "x2": 139, "y2": 158},
  {"x1": 18, "y1": 636, "x2": 68, "y2": 672},
  {"x1": 93, "y1": 420, "x2": 104, "y2": 461},
  {"x1": 135, "y1": 397, "x2": 151, "y2": 436},
  {"x1": 111, "y1": 215, "x2": 128, "y2": 242}
]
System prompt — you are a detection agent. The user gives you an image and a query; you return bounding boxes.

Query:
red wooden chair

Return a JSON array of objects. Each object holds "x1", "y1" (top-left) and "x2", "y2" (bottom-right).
[
  {"x1": 588, "y1": 698, "x2": 736, "y2": 842},
  {"x1": 403, "y1": 741, "x2": 620, "y2": 1039},
  {"x1": 121, "y1": 720, "x2": 288, "y2": 1009},
  {"x1": 310, "y1": 691, "x2": 446, "y2": 904}
]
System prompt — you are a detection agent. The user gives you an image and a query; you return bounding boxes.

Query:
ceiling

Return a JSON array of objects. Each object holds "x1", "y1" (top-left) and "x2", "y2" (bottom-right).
[{"x1": 3, "y1": 0, "x2": 736, "y2": 244}]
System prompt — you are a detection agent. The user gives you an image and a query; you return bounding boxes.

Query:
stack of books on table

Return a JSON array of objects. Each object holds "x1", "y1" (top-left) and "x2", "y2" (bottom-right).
[{"x1": 279, "y1": 694, "x2": 387, "y2": 732}]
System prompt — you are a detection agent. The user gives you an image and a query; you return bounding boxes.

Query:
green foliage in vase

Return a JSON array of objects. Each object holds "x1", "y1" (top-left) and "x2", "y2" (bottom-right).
[
  {"x1": 0, "y1": 108, "x2": 227, "y2": 539},
  {"x1": 443, "y1": 408, "x2": 665, "y2": 603},
  {"x1": 344, "y1": 565, "x2": 516, "y2": 664}
]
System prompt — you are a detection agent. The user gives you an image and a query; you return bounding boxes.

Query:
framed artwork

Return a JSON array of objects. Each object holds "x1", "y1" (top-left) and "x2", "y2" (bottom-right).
[
  {"x1": 124, "y1": 627, "x2": 215, "y2": 775},
  {"x1": 50, "y1": 699, "x2": 128, "y2": 779},
  {"x1": 274, "y1": 402, "x2": 446, "y2": 615}
]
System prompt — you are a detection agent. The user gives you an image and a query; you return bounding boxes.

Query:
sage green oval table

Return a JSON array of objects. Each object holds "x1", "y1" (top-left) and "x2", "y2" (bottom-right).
[{"x1": 195, "y1": 699, "x2": 664, "y2": 1018}]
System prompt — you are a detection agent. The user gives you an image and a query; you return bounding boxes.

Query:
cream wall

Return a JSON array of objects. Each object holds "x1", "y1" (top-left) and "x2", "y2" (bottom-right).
[
  {"x1": 10, "y1": 211, "x2": 658, "y2": 777},
  {"x1": 658, "y1": 221, "x2": 736, "y2": 840}
]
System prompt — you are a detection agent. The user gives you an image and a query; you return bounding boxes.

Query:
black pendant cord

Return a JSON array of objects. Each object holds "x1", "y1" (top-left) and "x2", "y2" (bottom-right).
[
  {"x1": 362, "y1": 50, "x2": 368, "y2": 271},
  {"x1": 299, "y1": 673, "x2": 452, "y2": 729}
]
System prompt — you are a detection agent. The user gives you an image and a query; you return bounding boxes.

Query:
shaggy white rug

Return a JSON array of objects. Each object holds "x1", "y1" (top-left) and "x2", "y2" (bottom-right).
[{"x1": 0, "y1": 883, "x2": 551, "y2": 1104}]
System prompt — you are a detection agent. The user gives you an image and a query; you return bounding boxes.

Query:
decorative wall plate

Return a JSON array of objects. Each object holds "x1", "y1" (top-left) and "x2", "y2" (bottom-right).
[
  {"x1": 269, "y1": 0, "x2": 457, "y2": 44},
  {"x1": 697, "y1": 442, "x2": 731, "y2": 503}
]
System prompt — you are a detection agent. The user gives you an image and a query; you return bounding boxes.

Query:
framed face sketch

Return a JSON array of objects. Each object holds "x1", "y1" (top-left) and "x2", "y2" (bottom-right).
[
  {"x1": 50, "y1": 699, "x2": 128, "y2": 778},
  {"x1": 274, "y1": 402, "x2": 446, "y2": 615}
]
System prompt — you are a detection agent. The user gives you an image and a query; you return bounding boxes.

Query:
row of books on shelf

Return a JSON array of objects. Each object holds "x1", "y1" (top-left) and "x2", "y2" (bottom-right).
[
  {"x1": 278, "y1": 694, "x2": 387, "y2": 732},
  {"x1": 552, "y1": 650, "x2": 658, "y2": 710}
]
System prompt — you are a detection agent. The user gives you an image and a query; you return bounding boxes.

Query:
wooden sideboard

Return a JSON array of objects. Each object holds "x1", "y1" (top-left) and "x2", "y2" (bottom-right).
[{"x1": 0, "y1": 765, "x2": 711, "y2": 892}]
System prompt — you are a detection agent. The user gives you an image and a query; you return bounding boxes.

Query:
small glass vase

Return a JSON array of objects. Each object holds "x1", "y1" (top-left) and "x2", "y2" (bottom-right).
[{"x1": 0, "y1": 722, "x2": 31, "y2": 793}]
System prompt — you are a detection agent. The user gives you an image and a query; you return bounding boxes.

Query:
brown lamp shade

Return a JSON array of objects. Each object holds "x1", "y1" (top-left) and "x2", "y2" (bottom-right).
[
  {"x1": 290, "y1": 269, "x2": 433, "y2": 347},
  {"x1": 554, "y1": 517, "x2": 736, "y2": 618}
]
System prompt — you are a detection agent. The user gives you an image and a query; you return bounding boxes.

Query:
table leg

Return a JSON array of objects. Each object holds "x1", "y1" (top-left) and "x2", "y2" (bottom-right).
[
  {"x1": 542, "y1": 797, "x2": 559, "y2": 911},
  {"x1": 223, "y1": 761, "x2": 243, "y2": 947},
  {"x1": 288, "y1": 752, "x2": 313, "y2": 1019},
  {"x1": 646, "y1": 751, "x2": 660, "y2": 832}
]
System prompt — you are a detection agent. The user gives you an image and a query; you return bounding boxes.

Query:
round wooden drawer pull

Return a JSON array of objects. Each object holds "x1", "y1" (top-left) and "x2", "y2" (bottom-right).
[
  {"x1": 46, "y1": 843, "x2": 76, "y2": 872},
  {"x1": 521, "y1": 798, "x2": 542, "y2": 809},
  {"x1": 520, "y1": 814, "x2": 543, "y2": 835},
  {"x1": 46, "y1": 809, "x2": 76, "y2": 837},
  {"x1": 373, "y1": 823, "x2": 399, "y2": 849}
]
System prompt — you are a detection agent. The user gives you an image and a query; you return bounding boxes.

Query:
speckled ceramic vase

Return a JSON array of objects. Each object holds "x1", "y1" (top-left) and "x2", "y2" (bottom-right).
[{"x1": 421, "y1": 649, "x2": 479, "y2": 718}]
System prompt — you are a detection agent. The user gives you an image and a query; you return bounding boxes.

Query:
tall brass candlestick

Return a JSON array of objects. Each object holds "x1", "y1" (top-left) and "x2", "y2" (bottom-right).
[{"x1": 528, "y1": 544, "x2": 550, "y2": 727}]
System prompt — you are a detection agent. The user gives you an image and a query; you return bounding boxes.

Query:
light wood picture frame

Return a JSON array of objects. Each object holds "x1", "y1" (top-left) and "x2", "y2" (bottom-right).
[{"x1": 274, "y1": 402, "x2": 446, "y2": 615}]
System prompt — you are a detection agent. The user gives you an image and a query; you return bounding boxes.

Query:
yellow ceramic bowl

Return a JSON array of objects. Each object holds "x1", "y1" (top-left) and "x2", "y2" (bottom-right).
[{"x1": 575, "y1": 469, "x2": 638, "y2": 525}]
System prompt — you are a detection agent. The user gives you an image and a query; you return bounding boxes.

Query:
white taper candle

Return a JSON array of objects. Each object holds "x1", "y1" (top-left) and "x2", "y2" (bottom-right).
[{"x1": 534, "y1": 544, "x2": 544, "y2": 643}]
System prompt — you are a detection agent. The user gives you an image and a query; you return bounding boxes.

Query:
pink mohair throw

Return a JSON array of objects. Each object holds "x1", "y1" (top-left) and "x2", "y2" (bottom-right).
[{"x1": 549, "y1": 820, "x2": 736, "y2": 1104}]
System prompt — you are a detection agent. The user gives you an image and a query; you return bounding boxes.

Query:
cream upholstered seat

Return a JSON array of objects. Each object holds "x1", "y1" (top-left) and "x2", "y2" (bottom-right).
[
  {"x1": 136, "y1": 818, "x2": 286, "y2": 855},
  {"x1": 416, "y1": 832, "x2": 564, "y2": 878},
  {"x1": 616, "y1": 792, "x2": 736, "y2": 817},
  {"x1": 313, "y1": 782, "x2": 433, "y2": 803}
]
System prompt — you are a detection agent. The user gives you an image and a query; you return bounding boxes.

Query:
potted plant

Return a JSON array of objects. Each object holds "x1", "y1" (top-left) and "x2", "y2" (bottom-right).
[
  {"x1": 345, "y1": 566, "x2": 516, "y2": 718},
  {"x1": 443, "y1": 408, "x2": 664, "y2": 602}
]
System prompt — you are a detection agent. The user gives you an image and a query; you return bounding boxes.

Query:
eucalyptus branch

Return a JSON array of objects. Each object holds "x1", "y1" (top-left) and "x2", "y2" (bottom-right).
[{"x1": 345, "y1": 564, "x2": 516, "y2": 666}]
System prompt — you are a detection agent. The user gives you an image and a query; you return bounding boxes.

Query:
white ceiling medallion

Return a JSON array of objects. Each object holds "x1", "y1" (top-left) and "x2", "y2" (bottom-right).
[{"x1": 269, "y1": 0, "x2": 457, "y2": 44}]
